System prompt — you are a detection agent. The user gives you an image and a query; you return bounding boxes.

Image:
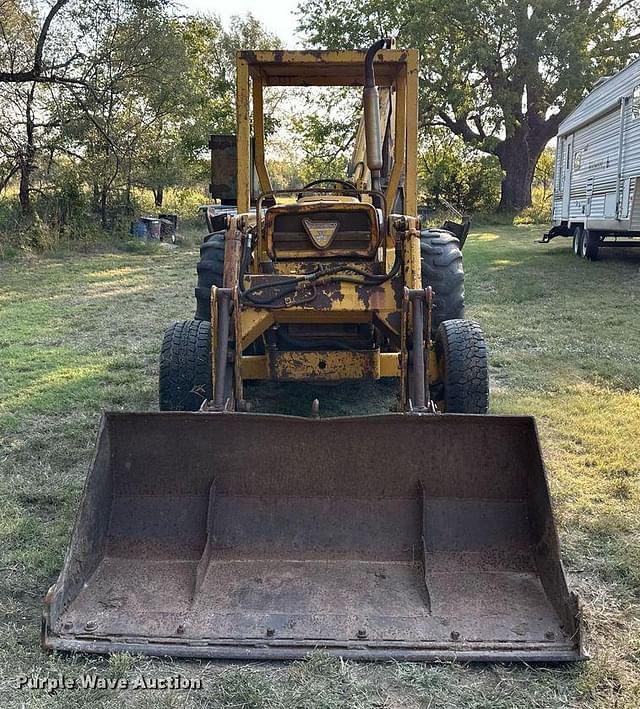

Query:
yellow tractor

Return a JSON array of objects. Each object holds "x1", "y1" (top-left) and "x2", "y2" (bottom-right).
[{"x1": 43, "y1": 41, "x2": 583, "y2": 662}]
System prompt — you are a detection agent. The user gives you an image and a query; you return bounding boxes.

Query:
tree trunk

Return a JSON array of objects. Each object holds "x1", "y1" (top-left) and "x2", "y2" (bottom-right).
[
  {"x1": 92, "y1": 183, "x2": 100, "y2": 213},
  {"x1": 100, "y1": 186, "x2": 108, "y2": 230},
  {"x1": 153, "y1": 187, "x2": 164, "y2": 208},
  {"x1": 19, "y1": 162, "x2": 33, "y2": 215},
  {"x1": 495, "y1": 135, "x2": 546, "y2": 212},
  {"x1": 19, "y1": 84, "x2": 37, "y2": 216}
]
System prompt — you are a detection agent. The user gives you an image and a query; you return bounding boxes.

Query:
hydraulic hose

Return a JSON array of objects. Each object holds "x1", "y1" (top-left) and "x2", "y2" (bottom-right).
[{"x1": 240, "y1": 241, "x2": 402, "y2": 309}]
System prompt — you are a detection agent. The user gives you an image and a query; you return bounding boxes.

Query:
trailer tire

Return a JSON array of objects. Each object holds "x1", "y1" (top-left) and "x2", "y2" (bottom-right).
[
  {"x1": 572, "y1": 226, "x2": 583, "y2": 256},
  {"x1": 194, "y1": 231, "x2": 225, "y2": 320},
  {"x1": 420, "y1": 229, "x2": 464, "y2": 329},
  {"x1": 580, "y1": 228, "x2": 600, "y2": 261},
  {"x1": 433, "y1": 319, "x2": 488, "y2": 414},
  {"x1": 159, "y1": 319, "x2": 212, "y2": 411}
]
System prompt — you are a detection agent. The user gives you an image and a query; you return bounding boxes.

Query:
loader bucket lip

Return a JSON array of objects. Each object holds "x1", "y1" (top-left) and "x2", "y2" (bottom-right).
[
  {"x1": 43, "y1": 411, "x2": 584, "y2": 663},
  {"x1": 43, "y1": 634, "x2": 583, "y2": 663}
]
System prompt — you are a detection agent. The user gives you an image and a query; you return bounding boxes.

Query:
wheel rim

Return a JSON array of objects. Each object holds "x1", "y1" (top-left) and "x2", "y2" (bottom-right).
[
  {"x1": 573, "y1": 228, "x2": 581, "y2": 255},
  {"x1": 581, "y1": 231, "x2": 588, "y2": 258}
]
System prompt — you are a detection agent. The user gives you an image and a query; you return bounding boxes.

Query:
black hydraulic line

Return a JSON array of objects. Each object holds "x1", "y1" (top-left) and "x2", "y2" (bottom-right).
[{"x1": 239, "y1": 242, "x2": 402, "y2": 309}]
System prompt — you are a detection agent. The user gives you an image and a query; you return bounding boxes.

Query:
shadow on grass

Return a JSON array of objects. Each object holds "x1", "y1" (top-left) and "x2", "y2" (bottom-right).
[{"x1": 245, "y1": 378, "x2": 399, "y2": 417}]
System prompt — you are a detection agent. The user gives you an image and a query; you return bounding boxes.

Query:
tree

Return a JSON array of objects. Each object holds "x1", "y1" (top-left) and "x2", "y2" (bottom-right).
[
  {"x1": 0, "y1": 0, "x2": 72, "y2": 84},
  {"x1": 297, "y1": 0, "x2": 640, "y2": 211},
  {"x1": 419, "y1": 129, "x2": 502, "y2": 212},
  {"x1": 532, "y1": 147, "x2": 555, "y2": 203},
  {"x1": 0, "y1": 4, "x2": 282, "y2": 229},
  {"x1": 53, "y1": 1, "x2": 189, "y2": 226},
  {"x1": 286, "y1": 87, "x2": 361, "y2": 184},
  {"x1": 176, "y1": 14, "x2": 281, "y2": 174},
  {"x1": 0, "y1": 3, "x2": 50, "y2": 213},
  {"x1": 0, "y1": 0, "x2": 169, "y2": 217}
]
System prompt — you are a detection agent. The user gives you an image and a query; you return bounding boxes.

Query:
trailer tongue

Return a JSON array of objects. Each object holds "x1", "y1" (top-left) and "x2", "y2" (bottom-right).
[{"x1": 43, "y1": 412, "x2": 582, "y2": 661}]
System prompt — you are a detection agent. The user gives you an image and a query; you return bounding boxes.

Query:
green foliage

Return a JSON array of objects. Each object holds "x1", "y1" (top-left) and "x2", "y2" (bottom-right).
[
  {"x1": 265, "y1": 87, "x2": 361, "y2": 189},
  {"x1": 0, "y1": 5, "x2": 281, "y2": 248},
  {"x1": 513, "y1": 193, "x2": 552, "y2": 224},
  {"x1": 419, "y1": 130, "x2": 502, "y2": 213},
  {"x1": 297, "y1": 0, "x2": 640, "y2": 209},
  {"x1": 514, "y1": 148, "x2": 555, "y2": 224},
  {"x1": 177, "y1": 14, "x2": 281, "y2": 163},
  {"x1": 532, "y1": 147, "x2": 556, "y2": 203},
  {"x1": 0, "y1": 171, "x2": 105, "y2": 256},
  {"x1": 267, "y1": 143, "x2": 307, "y2": 191},
  {"x1": 290, "y1": 88, "x2": 361, "y2": 184},
  {"x1": 132, "y1": 187, "x2": 208, "y2": 223}
]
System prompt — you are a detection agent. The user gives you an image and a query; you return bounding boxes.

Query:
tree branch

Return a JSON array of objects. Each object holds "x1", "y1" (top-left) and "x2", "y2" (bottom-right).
[
  {"x1": 0, "y1": 0, "x2": 70, "y2": 83},
  {"x1": 437, "y1": 110, "x2": 498, "y2": 153}
]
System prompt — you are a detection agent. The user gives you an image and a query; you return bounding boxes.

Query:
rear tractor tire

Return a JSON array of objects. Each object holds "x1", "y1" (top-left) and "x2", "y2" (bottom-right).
[
  {"x1": 194, "y1": 231, "x2": 225, "y2": 320},
  {"x1": 159, "y1": 319, "x2": 212, "y2": 411},
  {"x1": 420, "y1": 229, "x2": 465, "y2": 330},
  {"x1": 432, "y1": 319, "x2": 489, "y2": 414}
]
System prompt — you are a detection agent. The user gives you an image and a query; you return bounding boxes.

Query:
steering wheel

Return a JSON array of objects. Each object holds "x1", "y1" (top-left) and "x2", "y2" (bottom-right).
[{"x1": 300, "y1": 179, "x2": 361, "y2": 199}]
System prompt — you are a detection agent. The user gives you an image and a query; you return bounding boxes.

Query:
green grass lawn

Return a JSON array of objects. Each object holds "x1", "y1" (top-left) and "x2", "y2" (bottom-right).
[{"x1": 0, "y1": 226, "x2": 639, "y2": 708}]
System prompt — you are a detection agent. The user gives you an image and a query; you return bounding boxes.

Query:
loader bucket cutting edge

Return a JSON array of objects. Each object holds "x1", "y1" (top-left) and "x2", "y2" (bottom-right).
[{"x1": 43, "y1": 412, "x2": 582, "y2": 662}]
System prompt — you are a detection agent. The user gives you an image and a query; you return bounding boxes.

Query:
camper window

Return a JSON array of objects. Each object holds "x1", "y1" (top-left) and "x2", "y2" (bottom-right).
[{"x1": 633, "y1": 85, "x2": 640, "y2": 119}]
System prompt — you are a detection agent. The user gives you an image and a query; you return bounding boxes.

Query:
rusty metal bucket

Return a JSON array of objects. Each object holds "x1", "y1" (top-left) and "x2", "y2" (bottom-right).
[{"x1": 43, "y1": 412, "x2": 582, "y2": 661}]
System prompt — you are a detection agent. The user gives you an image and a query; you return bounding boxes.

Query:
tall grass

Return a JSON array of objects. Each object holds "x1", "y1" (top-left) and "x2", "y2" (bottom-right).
[{"x1": 0, "y1": 185, "x2": 210, "y2": 258}]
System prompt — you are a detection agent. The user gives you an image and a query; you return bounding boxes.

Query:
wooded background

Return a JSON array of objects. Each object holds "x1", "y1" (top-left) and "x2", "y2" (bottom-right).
[{"x1": 0, "y1": 0, "x2": 639, "y2": 251}]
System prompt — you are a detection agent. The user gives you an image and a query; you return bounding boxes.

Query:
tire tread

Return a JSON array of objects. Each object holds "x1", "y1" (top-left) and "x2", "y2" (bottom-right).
[
  {"x1": 434, "y1": 319, "x2": 489, "y2": 414},
  {"x1": 194, "y1": 231, "x2": 225, "y2": 320},
  {"x1": 420, "y1": 229, "x2": 465, "y2": 328},
  {"x1": 159, "y1": 319, "x2": 212, "y2": 411}
]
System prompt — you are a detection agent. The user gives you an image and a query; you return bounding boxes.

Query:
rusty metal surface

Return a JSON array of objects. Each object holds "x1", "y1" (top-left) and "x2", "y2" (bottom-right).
[
  {"x1": 238, "y1": 49, "x2": 411, "y2": 87},
  {"x1": 270, "y1": 206, "x2": 378, "y2": 258},
  {"x1": 211, "y1": 288, "x2": 232, "y2": 410},
  {"x1": 269, "y1": 350, "x2": 380, "y2": 381},
  {"x1": 257, "y1": 189, "x2": 385, "y2": 250},
  {"x1": 43, "y1": 412, "x2": 582, "y2": 662}
]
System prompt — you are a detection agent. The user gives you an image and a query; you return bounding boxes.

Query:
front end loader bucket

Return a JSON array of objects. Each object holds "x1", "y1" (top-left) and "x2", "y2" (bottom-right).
[{"x1": 43, "y1": 412, "x2": 582, "y2": 661}]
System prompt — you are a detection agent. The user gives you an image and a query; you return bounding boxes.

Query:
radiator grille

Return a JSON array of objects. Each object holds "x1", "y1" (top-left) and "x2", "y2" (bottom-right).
[{"x1": 271, "y1": 209, "x2": 374, "y2": 256}]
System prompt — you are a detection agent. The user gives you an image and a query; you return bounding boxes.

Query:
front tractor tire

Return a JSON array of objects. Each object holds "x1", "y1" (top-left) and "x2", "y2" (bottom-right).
[
  {"x1": 433, "y1": 319, "x2": 489, "y2": 414},
  {"x1": 159, "y1": 319, "x2": 212, "y2": 411},
  {"x1": 420, "y1": 229, "x2": 465, "y2": 329}
]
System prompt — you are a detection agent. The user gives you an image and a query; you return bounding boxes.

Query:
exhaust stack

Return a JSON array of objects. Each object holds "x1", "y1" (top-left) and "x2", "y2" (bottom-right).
[{"x1": 363, "y1": 39, "x2": 392, "y2": 194}]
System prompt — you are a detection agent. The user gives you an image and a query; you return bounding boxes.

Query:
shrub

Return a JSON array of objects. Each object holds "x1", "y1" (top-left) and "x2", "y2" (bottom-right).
[{"x1": 514, "y1": 187, "x2": 552, "y2": 224}]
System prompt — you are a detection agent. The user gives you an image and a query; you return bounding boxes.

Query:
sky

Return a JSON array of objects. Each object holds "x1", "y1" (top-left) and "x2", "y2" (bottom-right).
[{"x1": 180, "y1": 0, "x2": 301, "y2": 46}]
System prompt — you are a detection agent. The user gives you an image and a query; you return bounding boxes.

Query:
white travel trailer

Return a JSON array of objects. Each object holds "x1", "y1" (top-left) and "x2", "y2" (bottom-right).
[{"x1": 543, "y1": 58, "x2": 640, "y2": 260}]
